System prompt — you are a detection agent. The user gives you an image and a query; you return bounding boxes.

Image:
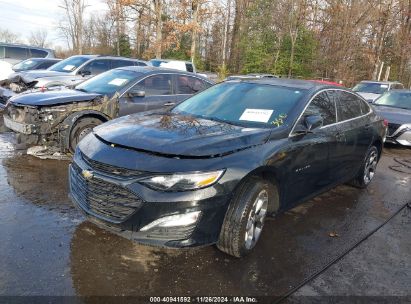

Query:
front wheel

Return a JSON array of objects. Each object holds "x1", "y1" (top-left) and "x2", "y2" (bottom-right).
[
  {"x1": 69, "y1": 117, "x2": 103, "y2": 153},
  {"x1": 217, "y1": 177, "x2": 279, "y2": 257},
  {"x1": 350, "y1": 145, "x2": 379, "y2": 188}
]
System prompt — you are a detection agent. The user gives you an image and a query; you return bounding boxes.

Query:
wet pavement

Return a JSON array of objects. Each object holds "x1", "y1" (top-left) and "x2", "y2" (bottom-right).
[{"x1": 0, "y1": 132, "x2": 410, "y2": 299}]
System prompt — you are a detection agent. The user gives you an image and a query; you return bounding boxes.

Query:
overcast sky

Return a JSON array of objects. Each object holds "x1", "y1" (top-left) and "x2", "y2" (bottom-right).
[{"x1": 0, "y1": 0, "x2": 107, "y2": 48}]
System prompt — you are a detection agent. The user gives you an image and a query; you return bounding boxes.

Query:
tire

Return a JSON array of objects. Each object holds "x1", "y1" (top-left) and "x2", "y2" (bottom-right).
[
  {"x1": 217, "y1": 176, "x2": 279, "y2": 257},
  {"x1": 69, "y1": 117, "x2": 103, "y2": 153},
  {"x1": 350, "y1": 145, "x2": 379, "y2": 188}
]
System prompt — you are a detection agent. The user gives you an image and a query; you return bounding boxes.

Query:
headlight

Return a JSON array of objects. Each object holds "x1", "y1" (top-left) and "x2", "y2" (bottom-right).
[
  {"x1": 402, "y1": 124, "x2": 411, "y2": 130},
  {"x1": 139, "y1": 170, "x2": 225, "y2": 191}
]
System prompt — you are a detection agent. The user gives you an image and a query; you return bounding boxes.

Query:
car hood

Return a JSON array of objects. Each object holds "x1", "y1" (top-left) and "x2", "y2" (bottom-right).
[
  {"x1": 93, "y1": 113, "x2": 272, "y2": 157},
  {"x1": 9, "y1": 70, "x2": 70, "y2": 83},
  {"x1": 357, "y1": 92, "x2": 381, "y2": 102},
  {"x1": 373, "y1": 105, "x2": 411, "y2": 124},
  {"x1": 10, "y1": 89, "x2": 101, "y2": 107}
]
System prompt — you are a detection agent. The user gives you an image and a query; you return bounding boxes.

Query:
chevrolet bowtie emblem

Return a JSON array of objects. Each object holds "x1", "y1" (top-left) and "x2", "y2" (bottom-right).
[{"x1": 82, "y1": 170, "x2": 94, "y2": 180}]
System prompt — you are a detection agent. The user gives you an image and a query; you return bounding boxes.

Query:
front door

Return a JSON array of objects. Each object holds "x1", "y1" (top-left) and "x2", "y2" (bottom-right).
[{"x1": 284, "y1": 91, "x2": 337, "y2": 206}]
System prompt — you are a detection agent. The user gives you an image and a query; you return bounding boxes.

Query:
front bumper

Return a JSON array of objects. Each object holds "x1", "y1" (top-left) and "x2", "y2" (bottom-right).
[
  {"x1": 386, "y1": 125, "x2": 411, "y2": 147},
  {"x1": 3, "y1": 114, "x2": 36, "y2": 134},
  {"x1": 69, "y1": 152, "x2": 231, "y2": 248}
]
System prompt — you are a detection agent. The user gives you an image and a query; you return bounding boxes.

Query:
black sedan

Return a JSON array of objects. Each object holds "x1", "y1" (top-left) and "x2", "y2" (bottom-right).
[
  {"x1": 69, "y1": 79, "x2": 387, "y2": 257},
  {"x1": 3, "y1": 66, "x2": 213, "y2": 152},
  {"x1": 373, "y1": 90, "x2": 411, "y2": 146}
]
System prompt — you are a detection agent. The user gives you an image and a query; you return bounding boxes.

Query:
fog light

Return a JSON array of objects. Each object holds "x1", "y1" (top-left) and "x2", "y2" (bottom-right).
[{"x1": 140, "y1": 211, "x2": 201, "y2": 232}]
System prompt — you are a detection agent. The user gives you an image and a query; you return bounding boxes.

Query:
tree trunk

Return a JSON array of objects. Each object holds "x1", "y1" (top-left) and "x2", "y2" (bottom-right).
[
  {"x1": 154, "y1": 0, "x2": 163, "y2": 59},
  {"x1": 190, "y1": 0, "x2": 200, "y2": 62}
]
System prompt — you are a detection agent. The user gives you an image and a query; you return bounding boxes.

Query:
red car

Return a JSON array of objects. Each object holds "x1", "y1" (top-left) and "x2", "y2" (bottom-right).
[{"x1": 309, "y1": 79, "x2": 343, "y2": 86}]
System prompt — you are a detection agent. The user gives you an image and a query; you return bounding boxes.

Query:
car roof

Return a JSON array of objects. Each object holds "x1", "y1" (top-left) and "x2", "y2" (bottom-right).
[
  {"x1": 149, "y1": 58, "x2": 192, "y2": 64},
  {"x1": 0, "y1": 42, "x2": 54, "y2": 52},
  {"x1": 116, "y1": 66, "x2": 207, "y2": 77},
  {"x1": 360, "y1": 80, "x2": 402, "y2": 84},
  {"x1": 225, "y1": 78, "x2": 341, "y2": 91}
]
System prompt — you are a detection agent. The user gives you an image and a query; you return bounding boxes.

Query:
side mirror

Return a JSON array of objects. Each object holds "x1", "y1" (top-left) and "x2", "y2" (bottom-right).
[
  {"x1": 304, "y1": 114, "x2": 323, "y2": 131},
  {"x1": 294, "y1": 114, "x2": 323, "y2": 135},
  {"x1": 80, "y1": 70, "x2": 91, "y2": 77},
  {"x1": 127, "y1": 90, "x2": 145, "y2": 98}
]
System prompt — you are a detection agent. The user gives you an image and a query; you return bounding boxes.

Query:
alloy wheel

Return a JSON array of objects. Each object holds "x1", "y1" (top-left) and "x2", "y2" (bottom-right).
[
  {"x1": 244, "y1": 189, "x2": 268, "y2": 250},
  {"x1": 363, "y1": 150, "x2": 378, "y2": 185}
]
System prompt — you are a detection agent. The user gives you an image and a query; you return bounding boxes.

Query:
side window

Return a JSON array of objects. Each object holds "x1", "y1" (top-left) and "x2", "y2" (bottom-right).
[
  {"x1": 37, "y1": 61, "x2": 54, "y2": 69},
  {"x1": 133, "y1": 74, "x2": 172, "y2": 96},
  {"x1": 0, "y1": 46, "x2": 4, "y2": 58},
  {"x1": 83, "y1": 59, "x2": 110, "y2": 75},
  {"x1": 30, "y1": 49, "x2": 48, "y2": 58},
  {"x1": 357, "y1": 97, "x2": 370, "y2": 115},
  {"x1": 112, "y1": 60, "x2": 135, "y2": 68},
  {"x1": 176, "y1": 75, "x2": 209, "y2": 94},
  {"x1": 5, "y1": 46, "x2": 28, "y2": 60},
  {"x1": 335, "y1": 91, "x2": 363, "y2": 121},
  {"x1": 137, "y1": 61, "x2": 147, "y2": 66},
  {"x1": 301, "y1": 91, "x2": 336, "y2": 126},
  {"x1": 392, "y1": 84, "x2": 404, "y2": 89},
  {"x1": 185, "y1": 63, "x2": 194, "y2": 72}
]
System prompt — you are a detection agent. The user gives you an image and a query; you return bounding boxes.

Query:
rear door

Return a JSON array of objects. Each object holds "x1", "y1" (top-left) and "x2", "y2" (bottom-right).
[
  {"x1": 286, "y1": 91, "x2": 337, "y2": 205},
  {"x1": 118, "y1": 73, "x2": 175, "y2": 116}
]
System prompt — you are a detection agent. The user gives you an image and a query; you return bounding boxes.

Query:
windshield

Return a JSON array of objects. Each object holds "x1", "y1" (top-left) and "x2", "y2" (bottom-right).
[
  {"x1": 75, "y1": 69, "x2": 141, "y2": 96},
  {"x1": 48, "y1": 56, "x2": 90, "y2": 73},
  {"x1": 13, "y1": 59, "x2": 39, "y2": 71},
  {"x1": 352, "y1": 82, "x2": 389, "y2": 94},
  {"x1": 374, "y1": 91, "x2": 411, "y2": 110},
  {"x1": 172, "y1": 82, "x2": 306, "y2": 128}
]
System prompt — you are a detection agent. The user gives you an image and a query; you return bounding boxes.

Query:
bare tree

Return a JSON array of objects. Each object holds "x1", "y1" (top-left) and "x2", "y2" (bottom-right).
[
  {"x1": 0, "y1": 29, "x2": 20, "y2": 43},
  {"x1": 28, "y1": 30, "x2": 48, "y2": 48},
  {"x1": 59, "y1": 0, "x2": 88, "y2": 54}
]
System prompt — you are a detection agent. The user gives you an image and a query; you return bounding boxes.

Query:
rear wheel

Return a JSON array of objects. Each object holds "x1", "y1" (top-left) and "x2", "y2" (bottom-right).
[
  {"x1": 69, "y1": 117, "x2": 103, "y2": 153},
  {"x1": 351, "y1": 145, "x2": 379, "y2": 188},
  {"x1": 217, "y1": 176, "x2": 278, "y2": 257}
]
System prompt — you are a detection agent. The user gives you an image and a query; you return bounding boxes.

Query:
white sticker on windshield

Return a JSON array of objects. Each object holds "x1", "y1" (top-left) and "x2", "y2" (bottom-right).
[
  {"x1": 25, "y1": 60, "x2": 33, "y2": 64},
  {"x1": 108, "y1": 78, "x2": 128, "y2": 86},
  {"x1": 63, "y1": 64, "x2": 75, "y2": 71},
  {"x1": 380, "y1": 84, "x2": 388, "y2": 88},
  {"x1": 239, "y1": 109, "x2": 273, "y2": 123}
]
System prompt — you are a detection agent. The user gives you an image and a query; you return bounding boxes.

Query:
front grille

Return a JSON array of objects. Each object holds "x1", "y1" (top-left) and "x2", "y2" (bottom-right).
[
  {"x1": 70, "y1": 162, "x2": 143, "y2": 222},
  {"x1": 388, "y1": 123, "x2": 401, "y2": 136},
  {"x1": 81, "y1": 152, "x2": 144, "y2": 178}
]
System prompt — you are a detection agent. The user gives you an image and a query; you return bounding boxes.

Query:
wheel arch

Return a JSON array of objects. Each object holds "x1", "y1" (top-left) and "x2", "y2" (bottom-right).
[
  {"x1": 235, "y1": 166, "x2": 282, "y2": 214},
  {"x1": 60, "y1": 110, "x2": 109, "y2": 152}
]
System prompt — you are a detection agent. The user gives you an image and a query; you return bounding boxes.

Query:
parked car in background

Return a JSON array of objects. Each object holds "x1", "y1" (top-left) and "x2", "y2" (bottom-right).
[
  {"x1": 0, "y1": 43, "x2": 55, "y2": 81},
  {"x1": 352, "y1": 80, "x2": 404, "y2": 103},
  {"x1": 3, "y1": 66, "x2": 213, "y2": 153},
  {"x1": 149, "y1": 59, "x2": 196, "y2": 73},
  {"x1": 12, "y1": 58, "x2": 62, "y2": 72},
  {"x1": 69, "y1": 79, "x2": 386, "y2": 257},
  {"x1": 373, "y1": 90, "x2": 411, "y2": 146},
  {"x1": 309, "y1": 79, "x2": 343, "y2": 86},
  {"x1": 225, "y1": 73, "x2": 278, "y2": 81},
  {"x1": 0, "y1": 55, "x2": 148, "y2": 104}
]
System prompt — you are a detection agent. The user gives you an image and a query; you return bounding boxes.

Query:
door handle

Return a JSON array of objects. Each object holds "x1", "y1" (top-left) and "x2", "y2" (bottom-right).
[
  {"x1": 164, "y1": 102, "x2": 175, "y2": 106},
  {"x1": 335, "y1": 132, "x2": 345, "y2": 141},
  {"x1": 364, "y1": 124, "x2": 371, "y2": 130}
]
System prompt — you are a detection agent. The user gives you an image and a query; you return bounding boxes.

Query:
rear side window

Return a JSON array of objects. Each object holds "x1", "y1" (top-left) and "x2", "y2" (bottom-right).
[
  {"x1": 303, "y1": 91, "x2": 336, "y2": 126},
  {"x1": 30, "y1": 49, "x2": 48, "y2": 58},
  {"x1": 112, "y1": 60, "x2": 135, "y2": 68},
  {"x1": 5, "y1": 46, "x2": 28, "y2": 60},
  {"x1": 334, "y1": 91, "x2": 363, "y2": 121},
  {"x1": 176, "y1": 75, "x2": 210, "y2": 94},
  {"x1": 84, "y1": 59, "x2": 110, "y2": 75},
  {"x1": 134, "y1": 74, "x2": 172, "y2": 96},
  {"x1": 185, "y1": 63, "x2": 194, "y2": 72}
]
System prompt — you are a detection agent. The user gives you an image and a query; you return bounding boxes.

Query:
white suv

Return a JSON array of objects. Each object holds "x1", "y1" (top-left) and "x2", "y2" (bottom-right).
[{"x1": 0, "y1": 43, "x2": 55, "y2": 81}]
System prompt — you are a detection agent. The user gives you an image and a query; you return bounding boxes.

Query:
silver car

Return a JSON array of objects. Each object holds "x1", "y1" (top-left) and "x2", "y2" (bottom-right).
[{"x1": 352, "y1": 80, "x2": 404, "y2": 103}]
